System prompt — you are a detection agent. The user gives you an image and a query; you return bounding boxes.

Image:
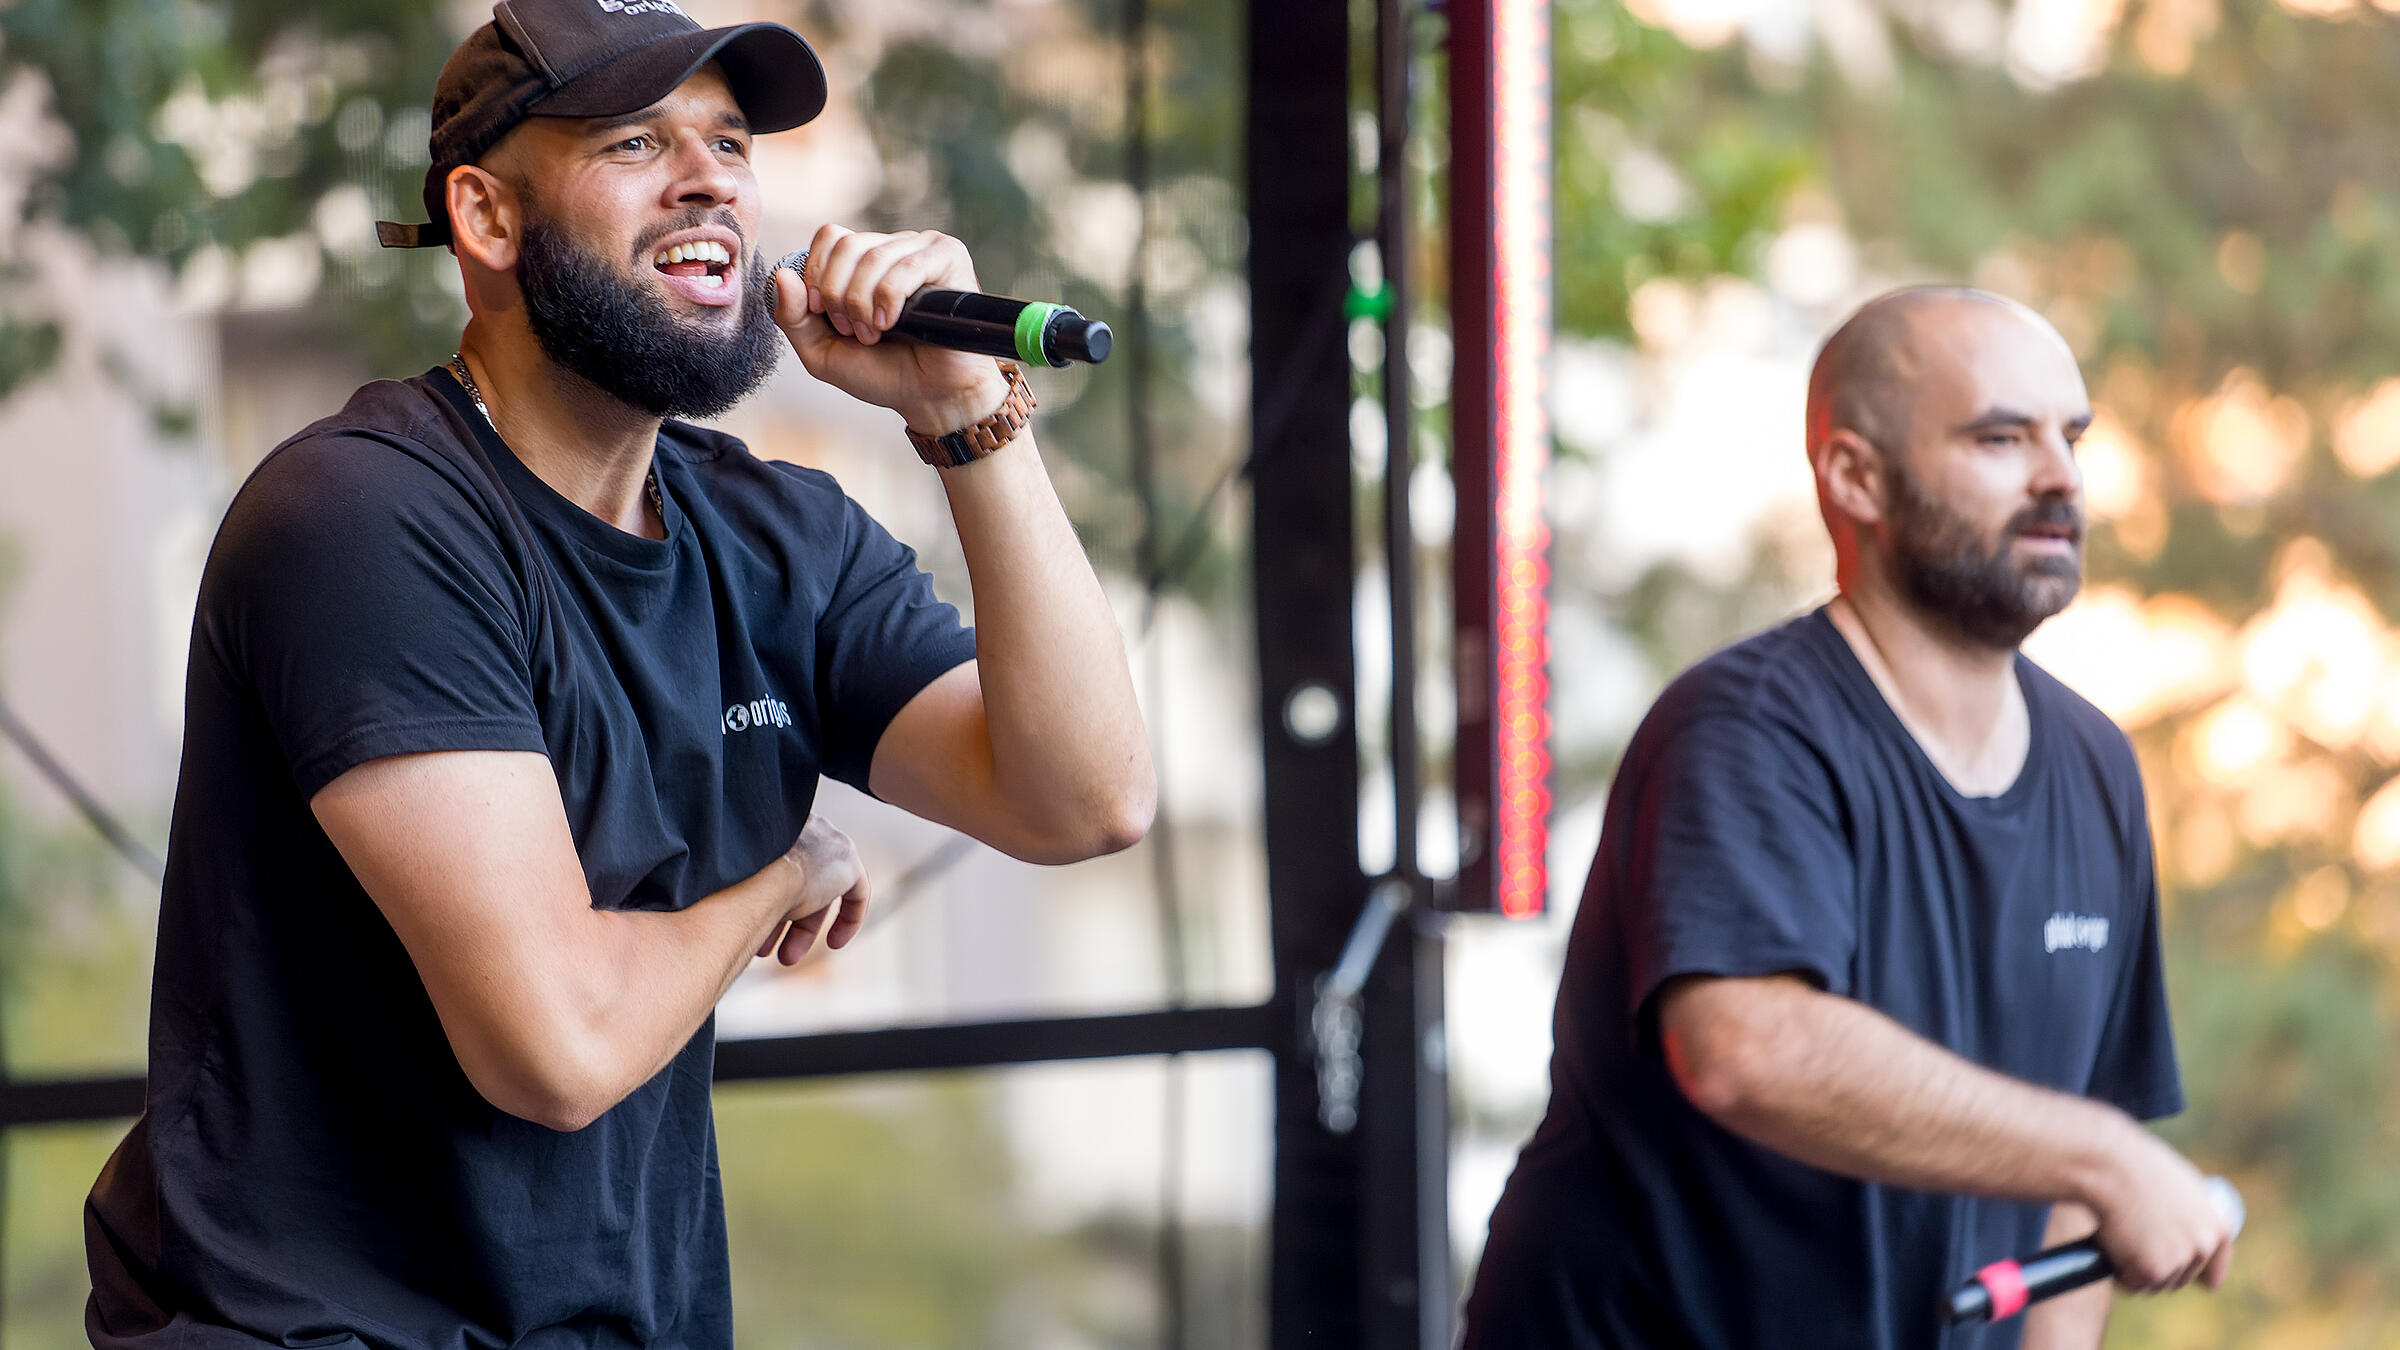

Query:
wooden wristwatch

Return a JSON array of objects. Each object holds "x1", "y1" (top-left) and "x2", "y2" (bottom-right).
[{"x1": 906, "y1": 362, "x2": 1037, "y2": 468}]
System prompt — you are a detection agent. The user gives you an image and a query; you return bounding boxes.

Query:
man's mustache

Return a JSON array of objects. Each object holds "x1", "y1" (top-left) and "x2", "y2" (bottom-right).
[
  {"x1": 2006, "y1": 496, "x2": 2084, "y2": 546},
  {"x1": 631, "y1": 208, "x2": 747, "y2": 263}
]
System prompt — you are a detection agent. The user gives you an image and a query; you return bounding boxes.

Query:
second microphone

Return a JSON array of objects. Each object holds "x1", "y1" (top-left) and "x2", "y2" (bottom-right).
[{"x1": 772, "y1": 249, "x2": 1112, "y2": 368}]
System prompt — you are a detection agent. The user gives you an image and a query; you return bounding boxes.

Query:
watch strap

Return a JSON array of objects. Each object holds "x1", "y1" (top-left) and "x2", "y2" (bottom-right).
[{"x1": 907, "y1": 363, "x2": 1036, "y2": 468}]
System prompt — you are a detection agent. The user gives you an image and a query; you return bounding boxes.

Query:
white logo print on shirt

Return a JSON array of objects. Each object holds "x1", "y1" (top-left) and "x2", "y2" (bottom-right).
[
  {"x1": 2044, "y1": 912, "x2": 2110, "y2": 954},
  {"x1": 723, "y1": 695, "x2": 792, "y2": 735},
  {"x1": 595, "y1": 0, "x2": 689, "y2": 17}
]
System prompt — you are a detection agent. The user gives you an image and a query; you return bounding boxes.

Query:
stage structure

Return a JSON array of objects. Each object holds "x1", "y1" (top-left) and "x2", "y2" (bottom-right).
[
  {"x1": 0, "y1": 1, "x2": 1550, "y2": 1346},
  {"x1": 1447, "y1": 0, "x2": 1556, "y2": 920}
]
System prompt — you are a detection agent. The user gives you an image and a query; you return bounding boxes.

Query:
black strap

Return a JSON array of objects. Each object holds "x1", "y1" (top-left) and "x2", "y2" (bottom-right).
[{"x1": 376, "y1": 219, "x2": 449, "y2": 249}]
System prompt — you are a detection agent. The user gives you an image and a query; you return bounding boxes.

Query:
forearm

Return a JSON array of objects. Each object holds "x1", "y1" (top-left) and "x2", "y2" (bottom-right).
[
  {"x1": 935, "y1": 430, "x2": 1152, "y2": 840},
  {"x1": 2021, "y1": 1202, "x2": 2112, "y2": 1350},
  {"x1": 1662, "y1": 976, "x2": 2137, "y2": 1208},
  {"x1": 790, "y1": 231, "x2": 1151, "y2": 857},
  {"x1": 447, "y1": 856, "x2": 797, "y2": 1130},
  {"x1": 578, "y1": 861, "x2": 799, "y2": 1094}
]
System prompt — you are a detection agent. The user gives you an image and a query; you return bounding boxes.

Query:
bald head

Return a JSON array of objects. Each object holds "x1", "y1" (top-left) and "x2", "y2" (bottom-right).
[
  {"x1": 1805, "y1": 287, "x2": 2060, "y2": 459},
  {"x1": 1803, "y1": 286, "x2": 2092, "y2": 648}
]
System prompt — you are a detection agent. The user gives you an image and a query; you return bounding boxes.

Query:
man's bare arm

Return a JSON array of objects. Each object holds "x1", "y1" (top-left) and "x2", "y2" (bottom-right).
[
  {"x1": 313, "y1": 750, "x2": 867, "y2": 1131},
  {"x1": 1659, "y1": 974, "x2": 2233, "y2": 1292},
  {"x1": 864, "y1": 430, "x2": 1154, "y2": 864},
  {"x1": 776, "y1": 230, "x2": 1153, "y2": 865},
  {"x1": 2021, "y1": 1202, "x2": 2111, "y2": 1350}
]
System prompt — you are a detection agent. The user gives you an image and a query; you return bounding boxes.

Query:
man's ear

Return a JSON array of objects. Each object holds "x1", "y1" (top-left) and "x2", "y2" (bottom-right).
[
  {"x1": 1815, "y1": 428, "x2": 1889, "y2": 531},
  {"x1": 446, "y1": 165, "x2": 523, "y2": 273}
]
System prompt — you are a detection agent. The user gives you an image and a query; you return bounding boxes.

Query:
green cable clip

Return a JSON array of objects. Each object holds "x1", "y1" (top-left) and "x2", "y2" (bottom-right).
[{"x1": 1345, "y1": 282, "x2": 1393, "y2": 323}]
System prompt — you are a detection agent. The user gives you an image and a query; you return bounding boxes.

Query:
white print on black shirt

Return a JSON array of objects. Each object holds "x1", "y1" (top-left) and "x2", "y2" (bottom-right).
[
  {"x1": 596, "y1": 0, "x2": 688, "y2": 17},
  {"x1": 2044, "y1": 912, "x2": 2110, "y2": 954},
  {"x1": 723, "y1": 695, "x2": 792, "y2": 735}
]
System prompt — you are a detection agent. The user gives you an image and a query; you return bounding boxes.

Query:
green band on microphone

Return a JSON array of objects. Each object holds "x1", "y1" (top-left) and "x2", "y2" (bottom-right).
[{"x1": 1014, "y1": 302, "x2": 1061, "y2": 366}]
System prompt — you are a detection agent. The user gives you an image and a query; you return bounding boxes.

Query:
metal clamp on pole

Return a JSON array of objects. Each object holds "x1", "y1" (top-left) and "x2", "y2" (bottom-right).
[{"x1": 1311, "y1": 879, "x2": 1414, "y2": 1133}]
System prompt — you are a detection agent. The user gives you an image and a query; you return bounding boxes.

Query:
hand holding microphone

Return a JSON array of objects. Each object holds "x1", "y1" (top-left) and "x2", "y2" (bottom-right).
[
  {"x1": 769, "y1": 235, "x2": 1109, "y2": 368},
  {"x1": 1943, "y1": 1176, "x2": 2243, "y2": 1325},
  {"x1": 769, "y1": 225, "x2": 1108, "y2": 444}
]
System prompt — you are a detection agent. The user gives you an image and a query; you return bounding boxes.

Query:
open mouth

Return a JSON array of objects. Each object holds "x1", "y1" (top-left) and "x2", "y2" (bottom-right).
[{"x1": 653, "y1": 240, "x2": 735, "y2": 291}]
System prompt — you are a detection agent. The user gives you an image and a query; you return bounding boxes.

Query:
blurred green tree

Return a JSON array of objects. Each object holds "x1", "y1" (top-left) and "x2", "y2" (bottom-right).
[
  {"x1": 845, "y1": 0, "x2": 1251, "y2": 597},
  {"x1": 0, "y1": 0, "x2": 469, "y2": 394},
  {"x1": 1551, "y1": 0, "x2": 1814, "y2": 343},
  {"x1": 0, "y1": 0, "x2": 1253, "y2": 597}
]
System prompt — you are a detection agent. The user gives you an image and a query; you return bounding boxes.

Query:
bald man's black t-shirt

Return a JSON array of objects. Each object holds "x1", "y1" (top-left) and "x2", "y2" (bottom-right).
[
  {"x1": 1461, "y1": 610, "x2": 2181, "y2": 1350},
  {"x1": 83, "y1": 370, "x2": 977, "y2": 1349}
]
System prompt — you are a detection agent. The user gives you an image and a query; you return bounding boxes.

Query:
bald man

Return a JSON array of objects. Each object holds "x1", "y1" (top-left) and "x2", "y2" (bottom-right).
[{"x1": 1460, "y1": 289, "x2": 2234, "y2": 1350}]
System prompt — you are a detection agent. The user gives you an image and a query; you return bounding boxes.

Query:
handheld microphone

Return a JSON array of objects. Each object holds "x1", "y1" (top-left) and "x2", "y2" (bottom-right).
[
  {"x1": 770, "y1": 250, "x2": 1111, "y2": 368},
  {"x1": 1941, "y1": 1177, "x2": 2244, "y2": 1325}
]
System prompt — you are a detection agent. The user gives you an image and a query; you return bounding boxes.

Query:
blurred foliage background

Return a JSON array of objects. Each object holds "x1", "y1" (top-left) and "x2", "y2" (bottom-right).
[{"x1": 7, "y1": 0, "x2": 2400, "y2": 1345}]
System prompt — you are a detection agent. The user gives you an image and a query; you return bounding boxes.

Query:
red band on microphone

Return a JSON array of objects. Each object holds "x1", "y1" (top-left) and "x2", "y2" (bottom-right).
[{"x1": 1977, "y1": 1259, "x2": 2031, "y2": 1320}]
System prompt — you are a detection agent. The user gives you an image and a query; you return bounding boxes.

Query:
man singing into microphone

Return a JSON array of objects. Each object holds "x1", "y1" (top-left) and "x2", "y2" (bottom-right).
[
  {"x1": 84, "y1": 2, "x2": 1153, "y2": 1346},
  {"x1": 1462, "y1": 288, "x2": 2233, "y2": 1349}
]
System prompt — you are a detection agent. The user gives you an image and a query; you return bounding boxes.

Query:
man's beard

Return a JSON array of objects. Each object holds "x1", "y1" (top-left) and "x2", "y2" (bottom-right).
[
  {"x1": 516, "y1": 205, "x2": 781, "y2": 420},
  {"x1": 1883, "y1": 458, "x2": 2083, "y2": 650}
]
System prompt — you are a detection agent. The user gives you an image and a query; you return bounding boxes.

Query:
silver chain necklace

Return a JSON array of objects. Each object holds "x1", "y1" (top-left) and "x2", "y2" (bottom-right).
[{"x1": 449, "y1": 354, "x2": 665, "y2": 523}]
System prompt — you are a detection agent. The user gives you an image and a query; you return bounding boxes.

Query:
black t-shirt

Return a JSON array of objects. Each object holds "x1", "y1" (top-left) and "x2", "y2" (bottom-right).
[
  {"x1": 84, "y1": 370, "x2": 977, "y2": 1349},
  {"x1": 1462, "y1": 609, "x2": 2181, "y2": 1350}
]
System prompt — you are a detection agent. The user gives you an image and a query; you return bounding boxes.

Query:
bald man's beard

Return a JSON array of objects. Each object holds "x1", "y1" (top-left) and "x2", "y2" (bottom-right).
[
  {"x1": 516, "y1": 203, "x2": 782, "y2": 420},
  {"x1": 1882, "y1": 460, "x2": 2082, "y2": 650}
]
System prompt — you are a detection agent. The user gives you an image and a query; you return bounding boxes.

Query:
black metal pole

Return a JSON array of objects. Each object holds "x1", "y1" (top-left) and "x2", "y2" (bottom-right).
[
  {"x1": 1123, "y1": 4, "x2": 1190, "y2": 1347},
  {"x1": 0, "y1": 1066, "x2": 10, "y2": 1349},
  {"x1": 1378, "y1": 0, "x2": 1422, "y2": 892},
  {"x1": 1411, "y1": 916, "x2": 1453, "y2": 1350},
  {"x1": 1362, "y1": 3, "x2": 1454, "y2": 1347},
  {"x1": 1250, "y1": 0, "x2": 1372, "y2": 1341},
  {"x1": 1378, "y1": 5, "x2": 1456, "y2": 1345}
]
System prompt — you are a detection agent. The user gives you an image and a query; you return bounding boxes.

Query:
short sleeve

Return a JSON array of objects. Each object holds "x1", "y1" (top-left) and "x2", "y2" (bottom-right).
[
  {"x1": 1623, "y1": 711, "x2": 1859, "y2": 1026},
  {"x1": 2084, "y1": 789, "x2": 2184, "y2": 1120},
  {"x1": 812, "y1": 495, "x2": 977, "y2": 791},
  {"x1": 206, "y1": 436, "x2": 549, "y2": 799}
]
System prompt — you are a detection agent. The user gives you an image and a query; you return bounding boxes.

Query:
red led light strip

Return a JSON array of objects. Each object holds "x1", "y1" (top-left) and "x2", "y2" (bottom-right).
[{"x1": 1490, "y1": 0, "x2": 1551, "y2": 918}]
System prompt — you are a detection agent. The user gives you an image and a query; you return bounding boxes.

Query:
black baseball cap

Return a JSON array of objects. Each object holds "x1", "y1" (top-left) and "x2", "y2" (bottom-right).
[{"x1": 376, "y1": 0, "x2": 827, "y2": 249}]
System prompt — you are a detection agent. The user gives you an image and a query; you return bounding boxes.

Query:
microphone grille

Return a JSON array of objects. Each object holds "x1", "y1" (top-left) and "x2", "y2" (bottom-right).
[{"x1": 767, "y1": 250, "x2": 810, "y2": 307}]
